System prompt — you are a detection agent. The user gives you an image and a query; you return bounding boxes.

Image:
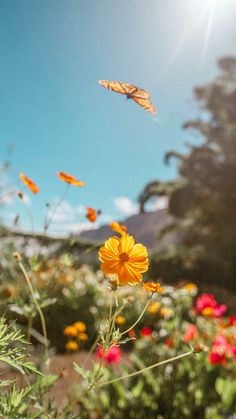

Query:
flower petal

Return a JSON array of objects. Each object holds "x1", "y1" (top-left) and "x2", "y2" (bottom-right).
[{"x1": 118, "y1": 235, "x2": 135, "y2": 254}]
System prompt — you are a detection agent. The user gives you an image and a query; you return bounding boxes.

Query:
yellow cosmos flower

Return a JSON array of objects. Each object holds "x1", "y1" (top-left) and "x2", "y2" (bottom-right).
[
  {"x1": 115, "y1": 315, "x2": 126, "y2": 325},
  {"x1": 143, "y1": 281, "x2": 164, "y2": 293},
  {"x1": 65, "y1": 340, "x2": 79, "y2": 351},
  {"x1": 74, "y1": 321, "x2": 86, "y2": 333},
  {"x1": 147, "y1": 301, "x2": 161, "y2": 314},
  {"x1": 99, "y1": 235, "x2": 149, "y2": 286}
]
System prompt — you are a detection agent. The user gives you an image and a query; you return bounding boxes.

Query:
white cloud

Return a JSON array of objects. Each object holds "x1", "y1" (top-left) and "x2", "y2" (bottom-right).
[
  {"x1": 0, "y1": 191, "x2": 16, "y2": 206},
  {"x1": 50, "y1": 221, "x2": 97, "y2": 236},
  {"x1": 45, "y1": 200, "x2": 112, "y2": 236},
  {"x1": 113, "y1": 196, "x2": 139, "y2": 216},
  {"x1": 148, "y1": 196, "x2": 169, "y2": 211},
  {"x1": 21, "y1": 192, "x2": 31, "y2": 206}
]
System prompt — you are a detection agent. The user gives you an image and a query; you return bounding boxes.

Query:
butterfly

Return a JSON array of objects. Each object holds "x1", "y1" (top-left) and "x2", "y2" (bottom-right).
[{"x1": 99, "y1": 80, "x2": 157, "y2": 114}]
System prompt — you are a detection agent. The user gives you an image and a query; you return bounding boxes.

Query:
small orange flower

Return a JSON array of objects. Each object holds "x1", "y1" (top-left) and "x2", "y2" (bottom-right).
[
  {"x1": 143, "y1": 281, "x2": 164, "y2": 293},
  {"x1": 19, "y1": 173, "x2": 39, "y2": 194},
  {"x1": 74, "y1": 321, "x2": 86, "y2": 333},
  {"x1": 65, "y1": 340, "x2": 79, "y2": 351},
  {"x1": 115, "y1": 315, "x2": 126, "y2": 325},
  {"x1": 109, "y1": 222, "x2": 127, "y2": 236},
  {"x1": 63, "y1": 325, "x2": 78, "y2": 337},
  {"x1": 86, "y1": 207, "x2": 97, "y2": 223},
  {"x1": 202, "y1": 307, "x2": 214, "y2": 317},
  {"x1": 99, "y1": 234, "x2": 149, "y2": 286},
  {"x1": 57, "y1": 171, "x2": 85, "y2": 186},
  {"x1": 78, "y1": 332, "x2": 88, "y2": 341},
  {"x1": 183, "y1": 283, "x2": 198, "y2": 292}
]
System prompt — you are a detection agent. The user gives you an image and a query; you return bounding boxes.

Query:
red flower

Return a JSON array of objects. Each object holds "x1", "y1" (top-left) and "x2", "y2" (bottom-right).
[
  {"x1": 209, "y1": 350, "x2": 226, "y2": 365},
  {"x1": 164, "y1": 338, "x2": 175, "y2": 348},
  {"x1": 229, "y1": 315, "x2": 236, "y2": 326},
  {"x1": 209, "y1": 335, "x2": 236, "y2": 366},
  {"x1": 140, "y1": 327, "x2": 153, "y2": 337},
  {"x1": 183, "y1": 323, "x2": 198, "y2": 343},
  {"x1": 96, "y1": 345, "x2": 121, "y2": 365}
]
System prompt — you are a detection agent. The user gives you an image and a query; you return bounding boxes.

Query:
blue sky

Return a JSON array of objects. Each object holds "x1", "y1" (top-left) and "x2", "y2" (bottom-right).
[{"x1": 1, "y1": 0, "x2": 236, "y2": 235}]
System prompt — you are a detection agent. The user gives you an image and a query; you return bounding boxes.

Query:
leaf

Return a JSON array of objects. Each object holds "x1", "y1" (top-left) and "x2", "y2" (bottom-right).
[{"x1": 73, "y1": 362, "x2": 90, "y2": 382}]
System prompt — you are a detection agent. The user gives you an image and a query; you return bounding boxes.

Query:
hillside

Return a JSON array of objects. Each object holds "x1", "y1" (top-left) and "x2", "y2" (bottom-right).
[{"x1": 79, "y1": 209, "x2": 178, "y2": 251}]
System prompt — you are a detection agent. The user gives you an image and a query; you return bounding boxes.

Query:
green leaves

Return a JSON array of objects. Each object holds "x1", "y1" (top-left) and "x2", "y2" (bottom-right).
[
  {"x1": 215, "y1": 377, "x2": 236, "y2": 408},
  {"x1": 0, "y1": 316, "x2": 42, "y2": 376}
]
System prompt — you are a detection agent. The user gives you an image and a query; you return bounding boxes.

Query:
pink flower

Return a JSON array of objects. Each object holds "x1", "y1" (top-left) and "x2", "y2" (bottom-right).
[
  {"x1": 96, "y1": 345, "x2": 121, "y2": 365},
  {"x1": 213, "y1": 304, "x2": 227, "y2": 318},
  {"x1": 195, "y1": 293, "x2": 227, "y2": 318},
  {"x1": 195, "y1": 293, "x2": 217, "y2": 312},
  {"x1": 209, "y1": 335, "x2": 235, "y2": 366},
  {"x1": 183, "y1": 323, "x2": 198, "y2": 343},
  {"x1": 140, "y1": 327, "x2": 153, "y2": 337}
]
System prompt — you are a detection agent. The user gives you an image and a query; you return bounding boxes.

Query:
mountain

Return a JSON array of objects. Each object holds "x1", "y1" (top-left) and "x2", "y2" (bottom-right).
[{"x1": 79, "y1": 209, "x2": 178, "y2": 251}]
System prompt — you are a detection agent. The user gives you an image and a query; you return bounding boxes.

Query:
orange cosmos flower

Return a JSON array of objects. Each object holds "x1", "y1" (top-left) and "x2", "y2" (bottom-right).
[
  {"x1": 57, "y1": 171, "x2": 85, "y2": 186},
  {"x1": 98, "y1": 234, "x2": 148, "y2": 286},
  {"x1": 19, "y1": 173, "x2": 39, "y2": 194},
  {"x1": 63, "y1": 325, "x2": 78, "y2": 337},
  {"x1": 143, "y1": 281, "x2": 164, "y2": 293},
  {"x1": 115, "y1": 315, "x2": 126, "y2": 325},
  {"x1": 65, "y1": 340, "x2": 79, "y2": 351},
  {"x1": 73, "y1": 321, "x2": 86, "y2": 333},
  {"x1": 183, "y1": 283, "x2": 198, "y2": 293},
  {"x1": 109, "y1": 221, "x2": 127, "y2": 236},
  {"x1": 86, "y1": 207, "x2": 97, "y2": 223}
]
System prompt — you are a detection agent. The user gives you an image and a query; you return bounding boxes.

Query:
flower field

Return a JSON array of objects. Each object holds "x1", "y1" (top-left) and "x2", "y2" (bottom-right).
[{"x1": 0, "y1": 237, "x2": 235, "y2": 417}]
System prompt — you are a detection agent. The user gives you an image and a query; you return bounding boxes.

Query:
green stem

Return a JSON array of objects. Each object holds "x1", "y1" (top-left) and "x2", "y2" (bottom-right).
[
  {"x1": 98, "y1": 349, "x2": 194, "y2": 387},
  {"x1": 21, "y1": 198, "x2": 35, "y2": 235},
  {"x1": 27, "y1": 315, "x2": 33, "y2": 341},
  {"x1": 44, "y1": 183, "x2": 69, "y2": 235},
  {"x1": 121, "y1": 294, "x2": 153, "y2": 336},
  {"x1": 18, "y1": 261, "x2": 48, "y2": 357}
]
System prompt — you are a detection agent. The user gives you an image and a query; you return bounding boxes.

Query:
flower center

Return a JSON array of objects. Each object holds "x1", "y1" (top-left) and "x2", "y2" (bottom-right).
[{"x1": 119, "y1": 252, "x2": 129, "y2": 263}]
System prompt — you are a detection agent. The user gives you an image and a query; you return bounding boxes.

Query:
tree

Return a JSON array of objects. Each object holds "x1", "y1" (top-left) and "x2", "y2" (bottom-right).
[{"x1": 139, "y1": 57, "x2": 236, "y2": 291}]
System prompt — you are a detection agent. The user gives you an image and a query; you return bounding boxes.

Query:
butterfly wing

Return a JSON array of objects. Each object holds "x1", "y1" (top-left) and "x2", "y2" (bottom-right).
[
  {"x1": 132, "y1": 95, "x2": 157, "y2": 114},
  {"x1": 99, "y1": 80, "x2": 138, "y2": 96}
]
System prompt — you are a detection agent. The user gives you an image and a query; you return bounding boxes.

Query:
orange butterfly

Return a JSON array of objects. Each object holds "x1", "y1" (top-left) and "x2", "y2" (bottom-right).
[{"x1": 99, "y1": 80, "x2": 157, "y2": 114}]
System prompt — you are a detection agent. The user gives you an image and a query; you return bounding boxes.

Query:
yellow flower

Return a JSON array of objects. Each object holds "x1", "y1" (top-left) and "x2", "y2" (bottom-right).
[
  {"x1": 65, "y1": 340, "x2": 79, "y2": 351},
  {"x1": 115, "y1": 315, "x2": 126, "y2": 325},
  {"x1": 202, "y1": 307, "x2": 214, "y2": 317},
  {"x1": 109, "y1": 221, "x2": 127, "y2": 236},
  {"x1": 147, "y1": 301, "x2": 161, "y2": 314},
  {"x1": 98, "y1": 235, "x2": 149, "y2": 286},
  {"x1": 63, "y1": 325, "x2": 78, "y2": 337},
  {"x1": 143, "y1": 281, "x2": 164, "y2": 293},
  {"x1": 74, "y1": 321, "x2": 86, "y2": 333},
  {"x1": 78, "y1": 332, "x2": 88, "y2": 341},
  {"x1": 160, "y1": 307, "x2": 174, "y2": 319},
  {"x1": 183, "y1": 283, "x2": 198, "y2": 292}
]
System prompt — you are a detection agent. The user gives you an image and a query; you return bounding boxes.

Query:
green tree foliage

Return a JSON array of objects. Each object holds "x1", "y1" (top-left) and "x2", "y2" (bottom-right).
[{"x1": 139, "y1": 57, "x2": 236, "y2": 290}]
